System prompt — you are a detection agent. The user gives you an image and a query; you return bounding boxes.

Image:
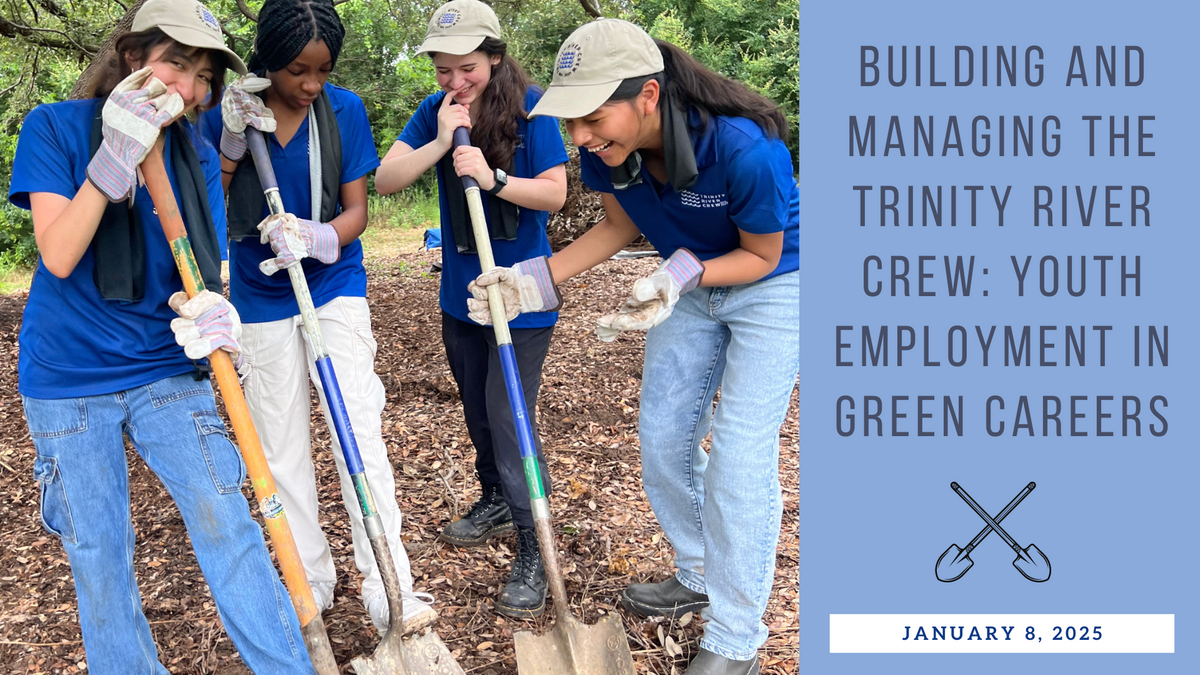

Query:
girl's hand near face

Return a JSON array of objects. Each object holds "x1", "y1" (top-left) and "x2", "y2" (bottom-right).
[
  {"x1": 451, "y1": 144, "x2": 494, "y2": 190},
  {"x1": 435, "y1": 90, "x2": 472, "y2": 151},
  {"x1": 88, "y1": 67, "x2": 184, "y2": 203}
]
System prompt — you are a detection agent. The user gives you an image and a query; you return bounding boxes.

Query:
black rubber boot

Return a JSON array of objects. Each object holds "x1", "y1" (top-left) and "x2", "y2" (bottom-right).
[
  {"x1": 682, "y1": 649, "x2": 759, "y2": 675},
  {"x1": 494, "y1": 527, "x2": 546, "y2": 618},
  {"x1": 438, "y1": 484, "x2": 514, "y2": 547},
  {"x1": 621, "y1": 576, "x2": 710, "y2": 618}
]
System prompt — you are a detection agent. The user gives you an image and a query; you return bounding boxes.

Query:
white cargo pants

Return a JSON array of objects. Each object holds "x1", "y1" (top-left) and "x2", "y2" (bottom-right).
[{"x1": 241, "y1": 295, "x2": 414, "y2": 608}]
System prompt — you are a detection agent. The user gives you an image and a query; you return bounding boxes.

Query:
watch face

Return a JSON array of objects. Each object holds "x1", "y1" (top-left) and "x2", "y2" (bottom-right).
[{"x1": 496, "y1": 168, "x2": 508, "y2": 184}]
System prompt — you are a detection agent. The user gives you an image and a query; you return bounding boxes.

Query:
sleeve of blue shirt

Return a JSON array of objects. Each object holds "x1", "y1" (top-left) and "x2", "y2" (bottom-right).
[
  {"x1": 525, "y1": 93, "x2": 569, "y2": 177},
  {"x1": 9, "y1": 105, "x2": 76, "y2": 209},
  {"x1": 397, "y1": 92, "x2": 443, "y2": 149},
  {"x1": 336, "y1": 89, "x2": 381, "y2": 183},
  {"x1": 578, "y1": 149, "x2": 615, "y2": 194},
  {"x1": 193, "y1": 126, "x2": 229, "y2": 258},
  {"x1": 726, "y1": 135, "x2": 792, "y2": 235}
]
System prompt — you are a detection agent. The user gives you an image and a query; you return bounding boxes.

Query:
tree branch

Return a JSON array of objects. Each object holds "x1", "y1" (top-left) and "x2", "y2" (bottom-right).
[
  {"x1": 0, "y1": 14, "x2": 98, "y2": 53},
  {"x1": 235, "y1": 0, "x2": 257, "y2": 22},
  {"x1": 579, "y1": 0, "x2": 602, "y2": 19}
]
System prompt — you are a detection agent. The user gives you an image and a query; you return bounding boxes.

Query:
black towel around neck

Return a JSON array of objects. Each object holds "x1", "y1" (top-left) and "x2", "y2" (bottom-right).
[
  {"x1": 439, "y1": 151, "x2": 520, "y2": 254},
  {"x1": 88, "y1": 107, "x2": 222, "y2": 302},
  {"x1": 226, "y1": 88, "x2": 341, "y2": 240},
  {"x1": 609, "y1": 88, "x2": 699, "y2": 192}
]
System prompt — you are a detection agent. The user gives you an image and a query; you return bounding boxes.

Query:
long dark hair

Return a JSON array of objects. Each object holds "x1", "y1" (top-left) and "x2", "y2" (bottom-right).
[
  {"x1": 249, "y1": 0, "x2": 346, "y2": 73},
  {"x1": 88, "y1": 29, "x2": 228, "y2": 111},
  {"x1": 610, "y1": 40, "x2": 788, "y2": 143},
  {"x1": 457, "y1": 37, "x2": 535, "y2": 173}
]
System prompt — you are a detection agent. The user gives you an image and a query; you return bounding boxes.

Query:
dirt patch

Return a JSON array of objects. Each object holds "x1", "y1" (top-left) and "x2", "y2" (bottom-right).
[{"x1": 0, "y1": 251, "x2": 798, "y2": 674}]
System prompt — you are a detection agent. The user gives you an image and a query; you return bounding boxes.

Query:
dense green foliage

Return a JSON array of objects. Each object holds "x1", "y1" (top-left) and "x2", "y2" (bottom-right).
[{"x1": 0, "y1": 0, "x2": 798, "y2": 268}]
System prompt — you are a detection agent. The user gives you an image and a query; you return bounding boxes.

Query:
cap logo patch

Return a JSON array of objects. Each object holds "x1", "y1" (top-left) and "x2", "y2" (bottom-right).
[
  {"x1": 436, "y1": 9, "x2": 462, "y2": 29},
  {"x1": 195, "y1": 6, "x2": 221, "y2": 35},
  {"x1": 556, "y1": 42, "x2": 583, "y2": 77}
]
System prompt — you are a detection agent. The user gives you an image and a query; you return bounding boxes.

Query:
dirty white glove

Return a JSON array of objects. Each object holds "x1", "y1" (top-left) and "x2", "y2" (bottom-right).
[
  {"x1": 466, "y1": 255, "x2": 561, "y2": 325},
  {"x1": 86, "y1": 66, "x2": 184, "y2": 202},
  {"x1": 220, "y1": 75, "x2": 275, "y2": 161},
  {"x1": 169, "y1": 290, "x2": 244, "y2": 369},
  {"x1": 595, "y1": 248, "x2": 704, "y2": 342},
  {"x1": 257, "y1": 213, "x2": 341, "y2": 275}
]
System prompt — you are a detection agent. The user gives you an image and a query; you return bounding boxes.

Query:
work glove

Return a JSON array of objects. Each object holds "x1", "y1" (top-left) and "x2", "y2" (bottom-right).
[
  {"x1": 219, "y1": 75, "x2": 275, "y2": 162},
  {"x1": 466, "y1": 255, "x2": 561, "y2": 325},
  {"x1": 86, "y1": 67, "x2": 184, "y2": 202},
  {"x1": 595, "y1": 248, "x2": 704, "y2": 342},
  {"x1": 169, "y1": 290, "x2": 246, "y2": 372},
  {"x1": 257, "y1": 212, "x2": 341, "y2": 276}
]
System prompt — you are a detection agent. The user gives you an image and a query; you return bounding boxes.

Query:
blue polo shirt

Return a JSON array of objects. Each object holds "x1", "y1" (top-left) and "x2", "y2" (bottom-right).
[
  {"x1": 398, "y1": 87, "x2": 568, "y2": 328},
  {"x1": 580, "y1": 114, "x2": 799, "y2": 281},
  {"x1": 9, "y1": 99, "x2": 226, "y2": 399},
  {"x1": 200, "y1": 83, "x2": 380, "y2": 323}
]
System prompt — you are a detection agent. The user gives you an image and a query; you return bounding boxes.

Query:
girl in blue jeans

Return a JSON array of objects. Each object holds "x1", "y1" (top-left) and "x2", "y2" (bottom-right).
[
  {"x1": 9, "y1": 1, "x2": 315, "y2": 673},
  {"x1": 471, "y1": 19, "x2": 799, "y2": 675}
]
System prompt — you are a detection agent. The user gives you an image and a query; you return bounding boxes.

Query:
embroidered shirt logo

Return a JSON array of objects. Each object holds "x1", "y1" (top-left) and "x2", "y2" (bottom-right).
[
  {"x1": 436, "y1": 9, "x2": 462, "y2": 29},
  {"x1": 679, "y1": 190, "x2": 729, "y2": 208},
  {"x1": 196, "y1": 6, "x2": 221, "y2": 34},
  {"x1": 556, "y1": 43, "x2": 582, "y2": 77}
]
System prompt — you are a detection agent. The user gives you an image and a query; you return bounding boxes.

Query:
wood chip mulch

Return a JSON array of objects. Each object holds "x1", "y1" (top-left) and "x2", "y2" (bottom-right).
[{"x1": 0, "y1": 250, "x2": 798, "y2": 674}]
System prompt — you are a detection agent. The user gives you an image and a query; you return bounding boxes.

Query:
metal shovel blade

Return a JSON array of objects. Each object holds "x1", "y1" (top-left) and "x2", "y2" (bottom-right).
[
  {"x1": 935, "y1": 544, "x2": 974, "y2": 582},
  {"x1": 350, "y1": 631, "x2": 463, "y2": 675},
  {"x1": 1013, "y1": 544, "x2": 1052, "y2": 583},
  {"x1": 513, "y1": 613, "x2": 635, "y2": 675}
]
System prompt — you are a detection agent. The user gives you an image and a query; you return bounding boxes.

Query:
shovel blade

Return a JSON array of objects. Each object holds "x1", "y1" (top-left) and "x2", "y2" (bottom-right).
[
  {"x1": 350, "y1": 630, "x2": 465, "y2": 675},
  {"x1": 935, "y1": 544, "x2": 974, "y2": 582},
  {"x1": 1013, "y1": 543, "x2": 1051, "y2": 583},
  {"x1": 513, "y1": 614, "x2": 635, "y2": 675}
]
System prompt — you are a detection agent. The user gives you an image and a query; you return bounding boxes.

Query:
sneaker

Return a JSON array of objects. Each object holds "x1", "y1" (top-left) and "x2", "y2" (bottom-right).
[
  {"x1": 366, "y1": 589, "x2": 439, "y2": 636},
  {"x1": 311, "y1": 580, "x2": 335, "y2": 612},
  {"x1": 621, "y1": 576, "x2": 709, "y2": 618},
  {"x1": 438, "y1": 484, "x2": 514, "y2": 547},
  {"x1": 494, "y1": 527, "x2": 546, "y2": 618},
  {"x1": 682, "y1": 648, "x2": 759, "y2": 675}
]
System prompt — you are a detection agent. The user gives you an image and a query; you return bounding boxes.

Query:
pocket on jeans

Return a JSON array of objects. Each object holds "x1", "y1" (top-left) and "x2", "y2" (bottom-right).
[
  {"x1": 22, "y1": 397, "x2": 87, "y2": 439},
  {"x1": 194, "y1": 410, "x2": 246, "y2": 494},
  {"x1": 33, "y1": 455, "x2": 78, "y2": 544}
]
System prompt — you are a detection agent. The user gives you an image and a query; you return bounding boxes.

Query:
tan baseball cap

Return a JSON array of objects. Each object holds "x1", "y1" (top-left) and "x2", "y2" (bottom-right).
[
  {"x1": 415, "y1": 0, "x2": 503, "y2": 56},
  {"x1": 529, "y1": 19, "x2": 664, "y2": 119},
  {"x1": 133, "y1": 0, "x2": 247, "y2": 75}
]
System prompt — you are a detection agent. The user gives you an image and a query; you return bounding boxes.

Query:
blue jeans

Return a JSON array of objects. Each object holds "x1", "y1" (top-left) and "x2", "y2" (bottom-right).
[
  {"x1": 639, "y1": 270, "x2": 799, "y2": 661},
  {"x1": 23, "y1": 374, "x2": 315, "y2": 675}
]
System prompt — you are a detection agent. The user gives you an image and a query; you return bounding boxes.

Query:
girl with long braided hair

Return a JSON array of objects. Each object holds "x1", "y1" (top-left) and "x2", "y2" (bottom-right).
[
  {"x1": 199, "y1": 0, "x2": 437, "y2": 634},
  {"x1": 375, "y1": 0, "x2": 568, "y2": 618}
]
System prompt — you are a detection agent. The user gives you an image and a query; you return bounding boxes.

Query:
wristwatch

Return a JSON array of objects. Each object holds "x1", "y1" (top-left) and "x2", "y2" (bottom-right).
[{"x1": 487, "y1": 168, "x2": 508, "y2": 196}]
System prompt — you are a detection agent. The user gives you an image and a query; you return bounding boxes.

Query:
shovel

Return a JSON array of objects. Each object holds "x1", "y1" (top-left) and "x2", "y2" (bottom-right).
[
  {"x1": 951, "y1": 482, "x2": 1051, "y2": 582},
  {"x1": 936, "y1": 482, "x2": 1035, "y2": 582},
  {"x1": 141, "y1": 139, "x2": 339, "y2": 675},
  {"x1": 452, "y1": 127, "x2": 636, "y2": 675},
  {"x1": 243, "y1": 129, "x2": 465, "y2": 675}
]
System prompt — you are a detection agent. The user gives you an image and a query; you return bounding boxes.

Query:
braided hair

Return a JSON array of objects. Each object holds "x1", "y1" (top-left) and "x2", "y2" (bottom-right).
[{"x1": 249, "y1": 0, "x2": 345, "y2": 73}]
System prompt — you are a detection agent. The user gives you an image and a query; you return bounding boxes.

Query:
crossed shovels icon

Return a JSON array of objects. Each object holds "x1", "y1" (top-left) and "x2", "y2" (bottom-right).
[{"x1": 936, "y1": 481, "x2": 1051, "y2": 583}]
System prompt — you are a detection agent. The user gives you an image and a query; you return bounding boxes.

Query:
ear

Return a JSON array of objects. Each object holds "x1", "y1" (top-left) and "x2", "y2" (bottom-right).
[
  {"x1": 639, "y1": 78, "x2": 660, "y2": 116},
  {"x1": 490, "y1": 54, "x2": 502, "y2": 67}
]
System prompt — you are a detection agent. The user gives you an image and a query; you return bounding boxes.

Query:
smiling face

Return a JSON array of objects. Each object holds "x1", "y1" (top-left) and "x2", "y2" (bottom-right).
[
  {"x1": 564, "y1": 80, "x2": 662, "y2": 167},
  {"x1": 127, "y1": 41, "x2": 215, "y2": 113},
  {"x1": 268, "y1": 39, "x2": 333, "y2": 110},
  {"x1": 431, "y1": 50, "x2": 501, "y2": 106}
]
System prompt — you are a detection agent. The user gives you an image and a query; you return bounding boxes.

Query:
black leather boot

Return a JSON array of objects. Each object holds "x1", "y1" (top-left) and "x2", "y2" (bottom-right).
[
  {"x1": 438, "y1": 484, "x2": 514, "y2": 547},
  {"x1": 621, "y1": 576, "x2": 710, "y2": 618},
  {"x1": 494, "y1": 527, "x2": 547, "y2": 618}
]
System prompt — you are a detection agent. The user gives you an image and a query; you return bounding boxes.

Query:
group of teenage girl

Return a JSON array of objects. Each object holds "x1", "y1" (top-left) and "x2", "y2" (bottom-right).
[{"x1": 10, "y1": 0, "x2": 798, "y2": 673}]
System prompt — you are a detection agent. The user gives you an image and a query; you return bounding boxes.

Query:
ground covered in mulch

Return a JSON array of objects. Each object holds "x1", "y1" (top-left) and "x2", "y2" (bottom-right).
[{"x1": 0, "y1": 250, "x2": 798, "y2": 674}]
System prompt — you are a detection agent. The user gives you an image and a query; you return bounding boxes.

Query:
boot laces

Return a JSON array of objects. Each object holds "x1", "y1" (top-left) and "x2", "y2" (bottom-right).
[
  {"x1": 512, "y1": 528, "x2": 542, "y2": 584},
  {"x1": 465, "y1": 487, "x2": 503, "y2": 520}
]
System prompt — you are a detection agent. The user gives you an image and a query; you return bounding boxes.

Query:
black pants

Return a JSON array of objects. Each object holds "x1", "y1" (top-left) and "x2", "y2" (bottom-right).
[{"x1": 442, "y1": 312, "x2": 554, "y2": 529}]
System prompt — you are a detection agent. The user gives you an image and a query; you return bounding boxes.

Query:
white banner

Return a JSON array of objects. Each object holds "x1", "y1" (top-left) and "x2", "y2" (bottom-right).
[{"x1": 829, "y1": 614, "x2": 1174, "y2": 653}]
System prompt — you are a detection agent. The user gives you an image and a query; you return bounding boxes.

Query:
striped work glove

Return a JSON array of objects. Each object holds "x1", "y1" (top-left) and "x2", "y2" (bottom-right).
[
  {"x1": 169, "y1": 290, "x2": 245, "y2": 372},
  {"x1": 257, "y1": 212, "x2": 341, "y2": 276},
  {"x1": 595, "y1": 248, "x2": 704, "y2": 342},
  {"x1": 466, "y1": 255, "x2": 562, "y2": 325},
  {"x1": 220, "y1": 75, "x2": 275, "y2": 161},
  {"x1": 86, "y1": 67, "x2": 184, "y2": 202}
]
